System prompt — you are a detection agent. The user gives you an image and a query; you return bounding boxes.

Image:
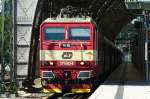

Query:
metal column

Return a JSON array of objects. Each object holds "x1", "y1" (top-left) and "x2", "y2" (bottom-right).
[
  {"x1": 145, "y1": 18, "x2": 149, "y2": 82},
  {"x1": 12, "y1": 0, "x2": 17, "y2": 83},
  {"x1": 144, "y1": 13, "x2": 150, "y2": 82}
]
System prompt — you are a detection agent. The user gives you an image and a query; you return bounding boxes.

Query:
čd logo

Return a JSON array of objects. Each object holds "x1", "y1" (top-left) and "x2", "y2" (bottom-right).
[{"x1": 62, "y1": 52, "x2": 73, "y2": 59}]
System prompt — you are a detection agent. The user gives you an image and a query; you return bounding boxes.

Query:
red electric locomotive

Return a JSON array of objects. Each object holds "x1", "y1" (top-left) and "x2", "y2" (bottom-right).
[{"x1": 40, "y1": 18, "x2": 98, "y2": 93}]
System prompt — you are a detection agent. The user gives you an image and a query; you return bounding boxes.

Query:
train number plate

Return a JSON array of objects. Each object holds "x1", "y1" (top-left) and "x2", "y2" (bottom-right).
[{"x1": 58, "y1": 61, "x2": 75, "y2": 66}]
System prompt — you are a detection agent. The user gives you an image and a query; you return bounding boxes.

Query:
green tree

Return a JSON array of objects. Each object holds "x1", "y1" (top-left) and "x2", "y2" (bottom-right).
[
  {"x1": 0, "y1": 15, "x2": 12, "y2": 64},
  {"x1": 0, "y1": 0, "x2": 12, "y2": 64}
]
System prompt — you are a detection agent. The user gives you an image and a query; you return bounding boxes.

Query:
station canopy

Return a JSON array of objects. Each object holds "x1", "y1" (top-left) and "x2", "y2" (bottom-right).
[{"x1": 40, "y1": 0, "x2": 134, "y2": 40}]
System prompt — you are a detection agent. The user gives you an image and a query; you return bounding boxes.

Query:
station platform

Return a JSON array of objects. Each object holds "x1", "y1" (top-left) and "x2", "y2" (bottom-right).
[{"x1": 89, "y1": 62, "x2": 150, "y2": 99}]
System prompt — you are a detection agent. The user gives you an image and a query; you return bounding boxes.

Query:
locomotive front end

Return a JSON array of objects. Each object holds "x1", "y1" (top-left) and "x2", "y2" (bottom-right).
[{"x1": 40, "y1": 18, "x2": 97, "y2": 93}]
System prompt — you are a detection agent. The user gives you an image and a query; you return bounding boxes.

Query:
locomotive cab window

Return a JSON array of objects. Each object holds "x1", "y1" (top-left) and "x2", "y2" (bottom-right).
[
  {"x1": 44, "y1": 27, "x2": 65, "y2": 40},
  {"x1": 68, "y1": 27, "x2": 90, "y2": 40}
]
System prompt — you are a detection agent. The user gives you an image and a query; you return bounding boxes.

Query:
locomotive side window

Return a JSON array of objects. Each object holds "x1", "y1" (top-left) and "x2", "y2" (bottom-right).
[
  {"x1": 68, "y1": 27, "x2": 90, "y2": 40},
  {"x1": 44, "y1": 27, "x2": 65, "y2": 40}
]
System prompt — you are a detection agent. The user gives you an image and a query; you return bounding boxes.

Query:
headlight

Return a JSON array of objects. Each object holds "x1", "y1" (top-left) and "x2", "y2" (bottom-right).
[
  {"x1": 50, "y1": 62, "x2": 54, "y2": 66},
  {"x1": 80, "y1": 61, "x2": 85, "y2": 65},
  {"x1": 41, "y1": 61, "x2": 49, "y2": 66},
  {"x1": 66, "y1": 44, "x2": 71, "y2": 47},
  {"x1": 41, "y1": 61, "x2": 54, "y2": 66},
  {"x1": 61, "y1": 43, "x2": 71, "y2": 48}
]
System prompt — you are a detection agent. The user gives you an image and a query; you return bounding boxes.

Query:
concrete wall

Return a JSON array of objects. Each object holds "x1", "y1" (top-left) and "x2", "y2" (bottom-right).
[{"x1": 15, "y1": 0, "x2": 38, "y2": 80}]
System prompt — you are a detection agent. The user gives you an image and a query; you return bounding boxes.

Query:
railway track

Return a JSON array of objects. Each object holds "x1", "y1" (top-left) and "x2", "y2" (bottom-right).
[
  {"x1": 16, "y1": 78, "x2": 91, "y2": 99},
  {"x1": 17, "y1": 92, "x2": 90, "y2": 99},
  {"x1": 47, "y1": 93, "x2": 90, "y2": 99}
]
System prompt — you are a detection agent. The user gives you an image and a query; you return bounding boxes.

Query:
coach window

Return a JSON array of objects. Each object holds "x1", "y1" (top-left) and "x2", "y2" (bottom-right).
[
  {"x1": 68, "y1": 27, "x2": 90, "y2": 40},
  {"x1": 44, "y1": 27, "x2": 65, "y2": 40}
]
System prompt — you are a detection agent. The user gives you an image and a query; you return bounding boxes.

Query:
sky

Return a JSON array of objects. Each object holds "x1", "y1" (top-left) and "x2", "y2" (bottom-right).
[
  {"x1": 0, "y1": 0, "x2": 1, "y2": 13},
  {"x1": 138, "y1": 0, "x2": 150, "y2": 1}
]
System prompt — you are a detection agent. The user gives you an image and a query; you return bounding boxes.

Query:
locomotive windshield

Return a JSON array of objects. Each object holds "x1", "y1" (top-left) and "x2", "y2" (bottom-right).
[
  {"x1": 68, "y1": 27, "x2": 90, "y2": 40},
  {"x1": 44, "y1": 27, "x2": 65, "y2": 40}
]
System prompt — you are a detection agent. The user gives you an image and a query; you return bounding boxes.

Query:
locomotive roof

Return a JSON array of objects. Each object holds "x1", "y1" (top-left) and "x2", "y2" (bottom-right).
[{"x1": 44, "y1": 17, "x2": 93, "y2": 23}]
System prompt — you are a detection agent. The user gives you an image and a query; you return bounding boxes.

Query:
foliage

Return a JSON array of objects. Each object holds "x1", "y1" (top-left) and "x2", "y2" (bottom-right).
[
  {"x1": 0, "y1": 15, "x2": 12, "y2": 63},
  {"x1": 0, "y1": 0, "x2": 12, "y2": 64}
]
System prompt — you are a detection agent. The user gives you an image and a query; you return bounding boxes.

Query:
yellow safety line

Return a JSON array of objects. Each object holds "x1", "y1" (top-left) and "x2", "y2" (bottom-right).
[
  {"x1": 72, "y1": 89, "x2": 91, "y2": 93},
  {"x1": 43, "y1": 88, "x2": 62, "y2": 93}
]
